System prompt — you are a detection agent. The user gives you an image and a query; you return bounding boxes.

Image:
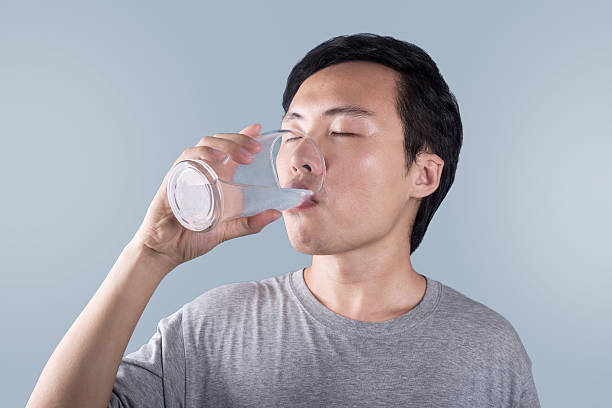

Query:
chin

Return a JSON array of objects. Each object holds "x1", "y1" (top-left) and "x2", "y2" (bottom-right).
[
  {"x1": 285, "y1": 225, "x2": 327, "y2": 254},
  {"x1": 282, "y1": 212, "x2": 355, "y2": 255},
  {"x1": 286, "y1": 229, "x2": 316, "y2": 253},
  {"x1": 285, "y1": 227, "x2": 348, "y2": 255}
]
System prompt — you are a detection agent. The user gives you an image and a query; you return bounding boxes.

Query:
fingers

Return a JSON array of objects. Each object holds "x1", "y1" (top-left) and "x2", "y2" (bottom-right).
[
  {"x1": 214, "y1": 133, "x2": 262, "y2": 149},
  {"x1": 196, "y1": 124, "x2": 262, "y2": 148},
  {"x1": 203, "y1": 131, "x2": 262, "y2": 150},
  {"x1": 188, "y1": 143, "x2": 254, "y2": 164},
  {"x1": 203, "y1": 135, "x2": 262, "y2": 156},
  {"x1": 239, "y1": 123, "x2": 262, "y2": 138},
  {"x1": 192, "y1": 124, "x2": 263, "y2": 165},
  {"x1": 173, "y1": 145, "x2": 232, "y2": 167}
]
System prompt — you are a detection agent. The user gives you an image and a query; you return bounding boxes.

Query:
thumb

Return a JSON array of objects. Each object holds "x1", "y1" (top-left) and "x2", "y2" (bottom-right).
[
  {"x1": 221, "y1": 210, "x2": 282, "y2": 242},
  {"x1": 239, "y1": 123, "x2": 262, "y2": 138}
]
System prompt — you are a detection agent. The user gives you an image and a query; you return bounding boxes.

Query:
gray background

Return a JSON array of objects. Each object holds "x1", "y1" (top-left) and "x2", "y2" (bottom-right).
[{"x1": 1, "y1": 1, "x2": 610, "y2": 406}]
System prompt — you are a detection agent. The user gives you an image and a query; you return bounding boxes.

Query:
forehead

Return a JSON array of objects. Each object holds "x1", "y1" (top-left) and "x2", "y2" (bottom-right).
[{"x1": 285, "y1": 61, "x2": 400, "y2": 120}]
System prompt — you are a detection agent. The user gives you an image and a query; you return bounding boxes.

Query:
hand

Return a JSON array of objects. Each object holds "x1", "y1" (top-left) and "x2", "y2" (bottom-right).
[{"x1": 131, "y1": 123, "x2": 282, "y2": 270}]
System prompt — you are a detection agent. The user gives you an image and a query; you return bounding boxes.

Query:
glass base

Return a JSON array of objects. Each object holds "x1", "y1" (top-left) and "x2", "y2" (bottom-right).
[{"x1": 166, "y1": 160, "x2": 223, "y2": 232}]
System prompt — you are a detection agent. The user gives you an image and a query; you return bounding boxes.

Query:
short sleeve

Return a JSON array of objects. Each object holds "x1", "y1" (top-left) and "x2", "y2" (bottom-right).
[
  {"x1": 108, "y1": 307, "x2": 186, "y2": 407},
  {"x1": 517, "y1": 368, "x2": 541, "y2": 408}
]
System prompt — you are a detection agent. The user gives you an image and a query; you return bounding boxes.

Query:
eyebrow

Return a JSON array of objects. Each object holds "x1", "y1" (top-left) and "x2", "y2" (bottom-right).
[{"x1": 282, "y1": 104, "x2": 375, "y2": 122}]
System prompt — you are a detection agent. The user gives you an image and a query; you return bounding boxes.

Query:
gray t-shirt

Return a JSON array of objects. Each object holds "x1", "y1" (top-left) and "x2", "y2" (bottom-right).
[{"x1": 109, "y1": 268, "x2": 540, "y2": 407}]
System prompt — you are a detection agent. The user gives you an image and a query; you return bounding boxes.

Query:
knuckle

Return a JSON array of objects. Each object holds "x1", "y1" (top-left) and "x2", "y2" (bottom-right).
[
  {"x1": 244, "y1": 217, "x2": 261, "y2": 234},
  {"x1": 242, "y1": 218, "x2": 255, "y2": 233},
  {"x1": 231, "y1": 146, "x2": 252, "y2": 161},
  {"x1": 241, "y1": 137, "x2": 262, "y2": 152}
]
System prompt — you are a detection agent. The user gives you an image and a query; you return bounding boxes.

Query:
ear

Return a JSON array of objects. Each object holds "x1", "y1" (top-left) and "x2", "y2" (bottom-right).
[{"x1": 411, "y1": 152, "x2": 444, "y2": 199}]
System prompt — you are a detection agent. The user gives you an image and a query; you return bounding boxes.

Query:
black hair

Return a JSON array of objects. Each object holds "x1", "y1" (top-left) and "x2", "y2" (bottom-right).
[{"x1": 282, "y1": 33, "x2": 463, "y2": 254}]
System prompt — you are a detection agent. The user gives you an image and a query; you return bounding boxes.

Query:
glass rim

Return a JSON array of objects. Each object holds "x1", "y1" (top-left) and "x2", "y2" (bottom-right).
[{"x1": 262, "y1": 128, "x2": 326, "y2": 194}]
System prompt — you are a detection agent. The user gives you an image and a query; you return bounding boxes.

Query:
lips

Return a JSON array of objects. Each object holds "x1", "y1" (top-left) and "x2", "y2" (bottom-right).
[
  {"x1": 293, "y1": 197, "x2": 317, "y2": 210},
  {"x1": 284, "y1": 180, "x2": 318, "y2": 204}
]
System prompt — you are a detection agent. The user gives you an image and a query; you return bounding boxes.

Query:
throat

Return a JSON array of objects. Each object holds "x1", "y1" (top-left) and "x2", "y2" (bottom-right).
[{"x1": 303, "y1": 266, "x2": 427, "y2": 323}]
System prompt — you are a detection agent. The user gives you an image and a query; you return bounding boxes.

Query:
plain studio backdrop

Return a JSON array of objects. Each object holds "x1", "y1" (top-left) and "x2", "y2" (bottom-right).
[{"x1": 1, "y1": 1, "x2": 610, "y2": 406}]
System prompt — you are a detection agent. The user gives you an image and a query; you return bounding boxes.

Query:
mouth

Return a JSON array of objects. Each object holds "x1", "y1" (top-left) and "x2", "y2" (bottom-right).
[
  {"x1": 287, "y1": 197, "x2": 318, "y2": 211},
  {"x1": 284, "y1": 180, "x2": 319, "y2": 204},
  {"x1": 283, "y1": 180, "x2": 319, "y2": 212}
]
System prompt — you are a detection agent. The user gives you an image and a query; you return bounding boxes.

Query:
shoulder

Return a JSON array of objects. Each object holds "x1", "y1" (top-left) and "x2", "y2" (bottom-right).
[
  {"x1": 181, "y1": 270, "x2": 293, "y2": 320},
  {"x1": 432, "y1": 279, "x2": 533, "y2": 374},
  {"x1": 436, "y1": 282, "x2": 514, "y2": 330}
]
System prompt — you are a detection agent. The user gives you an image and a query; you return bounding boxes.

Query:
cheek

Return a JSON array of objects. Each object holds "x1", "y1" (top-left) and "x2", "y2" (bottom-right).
[{"x1": 330, "y1": 151, "x2": 401, "y2": 214}]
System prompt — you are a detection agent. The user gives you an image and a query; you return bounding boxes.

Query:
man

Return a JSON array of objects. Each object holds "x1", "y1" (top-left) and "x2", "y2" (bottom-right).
[{"x1": 27, "y1": 33, "x2": 540, "y2": 407}]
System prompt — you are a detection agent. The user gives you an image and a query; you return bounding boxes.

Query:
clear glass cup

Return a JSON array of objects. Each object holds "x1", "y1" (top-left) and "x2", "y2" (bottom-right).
[{"x1": 166, "y1": 128, "x2": 325, "y2": 232}]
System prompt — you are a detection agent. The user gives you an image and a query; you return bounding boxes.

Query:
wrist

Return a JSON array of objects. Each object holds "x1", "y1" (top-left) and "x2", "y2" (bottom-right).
[{"x1": 123, "y1": 239, "x2": 178, "y2": 280}]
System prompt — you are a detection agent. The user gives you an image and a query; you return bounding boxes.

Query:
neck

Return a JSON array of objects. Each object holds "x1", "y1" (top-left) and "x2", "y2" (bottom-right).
[{"x1": 304, "y1": 237, "x2": 427, "y2": 323}]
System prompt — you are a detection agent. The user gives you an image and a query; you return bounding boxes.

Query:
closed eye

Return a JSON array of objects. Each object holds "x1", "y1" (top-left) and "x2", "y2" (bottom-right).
[{"x1": 283, "y1": 132, "x2": 356, "y2": 143}]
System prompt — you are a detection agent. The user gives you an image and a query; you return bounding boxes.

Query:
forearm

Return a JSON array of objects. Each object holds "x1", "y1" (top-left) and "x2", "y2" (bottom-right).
[{"x1": 26, "y1": 240, "x2": 175, "y2": 408}]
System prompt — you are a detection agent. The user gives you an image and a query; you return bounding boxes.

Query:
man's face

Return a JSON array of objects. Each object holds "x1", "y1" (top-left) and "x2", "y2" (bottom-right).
[{"x1": 280, "y1": 61, "x2": 415, "y2": 255}]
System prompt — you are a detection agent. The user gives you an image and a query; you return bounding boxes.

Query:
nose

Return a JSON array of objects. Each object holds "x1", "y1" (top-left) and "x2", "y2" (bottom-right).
[{"x1": 289, "y1": 138, "x2": 324, "y2": 179}]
